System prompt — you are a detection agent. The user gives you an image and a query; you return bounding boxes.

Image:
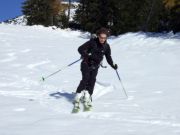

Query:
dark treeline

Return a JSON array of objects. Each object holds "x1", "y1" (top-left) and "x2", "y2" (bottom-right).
[{"x1": 22, "y1": 0, "x2": 180, "y2": 35}]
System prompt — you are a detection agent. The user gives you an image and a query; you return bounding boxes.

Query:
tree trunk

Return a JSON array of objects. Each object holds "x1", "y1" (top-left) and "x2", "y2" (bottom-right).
[
  {"x1": 143, "y1": 0, "x2": 156, "y2": 31},
  {"x1": 68, "y1": 0, "x2": 71, "y2": 22}
]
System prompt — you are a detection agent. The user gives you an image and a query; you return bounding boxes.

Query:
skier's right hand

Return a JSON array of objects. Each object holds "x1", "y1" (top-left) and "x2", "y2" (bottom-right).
[
  {"x1": 81, "y1": 53, "x2": 92, "y2": 63},
  {"x1": 112, "y1": 64, "x2": 118, "y2": 70}
]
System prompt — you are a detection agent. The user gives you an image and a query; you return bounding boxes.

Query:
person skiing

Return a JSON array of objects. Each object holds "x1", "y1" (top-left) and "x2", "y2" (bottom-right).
[{"x1": 73, "y1": 28, "x2": 118, "y2": 112}]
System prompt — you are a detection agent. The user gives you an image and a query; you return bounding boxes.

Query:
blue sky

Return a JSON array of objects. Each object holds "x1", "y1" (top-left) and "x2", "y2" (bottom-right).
[{"x1": 0, "y1": 0, "x2": 26, "y2": 22}]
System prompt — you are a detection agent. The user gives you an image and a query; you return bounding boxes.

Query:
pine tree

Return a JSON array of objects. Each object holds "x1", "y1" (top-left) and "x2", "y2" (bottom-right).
[
  {"x1": 110, "y1": 0, "x2": 152, "y2": 34},
  {"x1": 155, "y1": 0, "x2": 180, "y2": 33},
  {"x1": 74, "y1": 0, "x2": 99, "y2": 33},
  {"x1": 168, "y1": 0, "x2": 180, "y2": 33},
  {"x1": 22, "y1": 0, "x2": 61, "y2": 26},
  {"x1": 143, "y1": 0, "x2": 165, "y2": 32}
]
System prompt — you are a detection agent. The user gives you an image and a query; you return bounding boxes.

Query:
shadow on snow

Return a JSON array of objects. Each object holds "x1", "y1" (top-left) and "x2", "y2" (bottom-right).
[{"x1": 49, "y1": 91, "x2": 75, "y2": 103}]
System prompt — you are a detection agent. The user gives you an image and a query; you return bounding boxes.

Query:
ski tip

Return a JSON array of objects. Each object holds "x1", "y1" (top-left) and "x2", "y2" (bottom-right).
[
  {"x1": 83, "y1": 107, "x2": 92, "y2": 112},
  {"x1": 72, "y1": 109, "x2": 80, "y2": 114}
]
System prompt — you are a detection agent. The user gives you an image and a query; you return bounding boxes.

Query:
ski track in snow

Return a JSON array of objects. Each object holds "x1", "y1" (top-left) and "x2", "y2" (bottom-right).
[
  {"x1": 74, "y1": 112, "x2": 180, "y2": 128},
  {"x1": 27, "y1": 61, "x2": 51, "y2": 69}
]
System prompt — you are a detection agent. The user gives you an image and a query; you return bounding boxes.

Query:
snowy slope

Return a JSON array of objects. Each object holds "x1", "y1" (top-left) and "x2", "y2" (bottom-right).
[
  {"x1": 2, "y1": 15, "x2": 27, "y2": 26},
  {"x1": 0, "y1": 24, "x2": 180, "y2": 135}
]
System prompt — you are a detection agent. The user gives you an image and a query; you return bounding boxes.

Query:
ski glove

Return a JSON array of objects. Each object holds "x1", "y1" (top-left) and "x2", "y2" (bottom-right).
[{"x1": 112, "y1": 64, "x2": 118, "y2": 70}]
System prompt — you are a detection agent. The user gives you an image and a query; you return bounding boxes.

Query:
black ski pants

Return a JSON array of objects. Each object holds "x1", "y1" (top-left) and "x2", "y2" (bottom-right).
[{"x1": 76, "y1": 62, "x2": 99, "y2": 95}]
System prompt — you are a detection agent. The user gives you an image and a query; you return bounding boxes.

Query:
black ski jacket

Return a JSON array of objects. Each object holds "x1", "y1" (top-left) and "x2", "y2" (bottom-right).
[{"x1": 78, "y1": 38, "x2": 114, "y2": 67}]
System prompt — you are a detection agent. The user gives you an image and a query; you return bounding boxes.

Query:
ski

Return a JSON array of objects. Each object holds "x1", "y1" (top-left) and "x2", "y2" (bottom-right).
[
  {"x1": 71, "y1": 100, "x2": 92, "y2": 113},
  {"x1": 83, "y1": 103, "x2": 92, "y2": 112},
  {"x1": 72, "y1": 106, "x2": 80, "y2": 113},
  {"x1": 72, "y1": 101, "x2": 80, "y2": 113}
]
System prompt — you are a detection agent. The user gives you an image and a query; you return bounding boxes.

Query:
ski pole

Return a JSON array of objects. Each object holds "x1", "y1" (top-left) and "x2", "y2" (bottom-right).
[
  {"x1": 115, "y1": 69, "x2": 128, "y2": 99},
  {"x1": 41, "y1": 58, "x2": 81, "y2": 81}
]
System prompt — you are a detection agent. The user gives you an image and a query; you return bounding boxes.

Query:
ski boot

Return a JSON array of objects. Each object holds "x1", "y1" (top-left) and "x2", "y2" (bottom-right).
[
  {"x1": 72, "y1": 93, "x2": 82, "y2": 113},
  {"x1": 83, "y1": 91, "x2": 92, "y2": 112}
]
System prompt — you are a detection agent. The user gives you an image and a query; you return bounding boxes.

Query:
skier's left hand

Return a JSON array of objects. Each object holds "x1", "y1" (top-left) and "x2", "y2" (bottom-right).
[{"x1": 112, "y1": 64, "x2": 118, "y2": 70}]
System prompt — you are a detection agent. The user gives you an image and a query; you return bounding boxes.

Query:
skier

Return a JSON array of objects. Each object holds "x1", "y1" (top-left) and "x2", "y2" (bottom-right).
[{"x1": 73, "y1": 28, "x2": 118, "y2": 112}]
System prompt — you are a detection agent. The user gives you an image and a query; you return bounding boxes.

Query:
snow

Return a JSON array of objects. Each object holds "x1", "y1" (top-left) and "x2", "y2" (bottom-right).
[
  {"x1": 65, "y1": 8, "x2": 77, "y2": 21},
  {"x1": 63, "y1": 2, "x2": 79, "y2": 22},
  {"x1": 0, "y1": 24, "x2": 180, "y2": 135}
]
